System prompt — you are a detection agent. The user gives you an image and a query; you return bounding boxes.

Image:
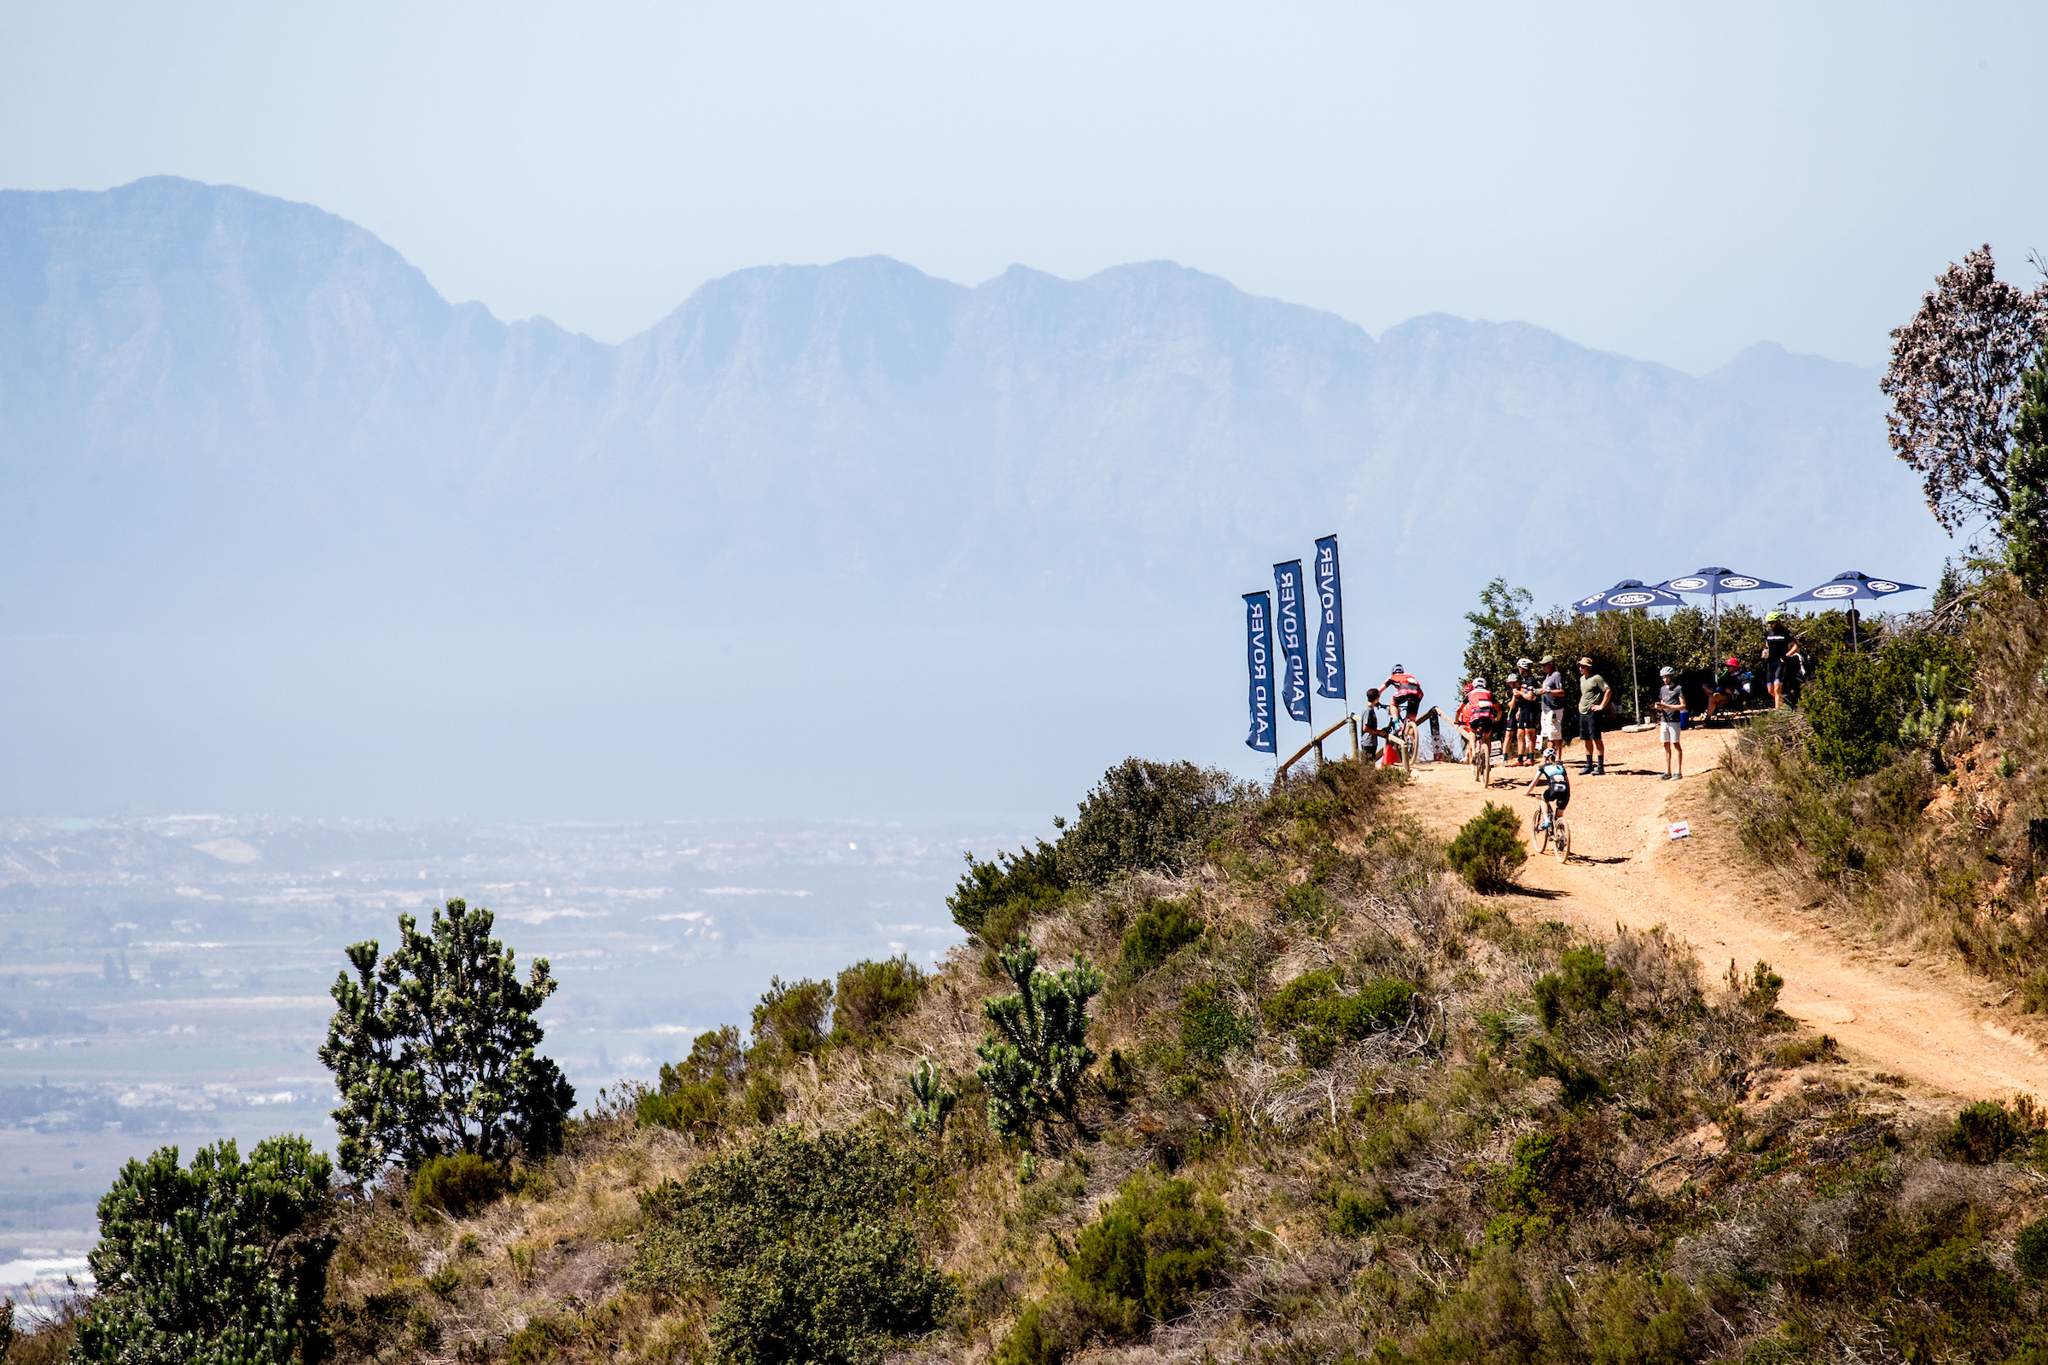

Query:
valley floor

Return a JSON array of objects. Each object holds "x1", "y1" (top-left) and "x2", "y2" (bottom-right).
[{"x1": 1397, "y1": 719, "x2": 2048, "y2": 1105}]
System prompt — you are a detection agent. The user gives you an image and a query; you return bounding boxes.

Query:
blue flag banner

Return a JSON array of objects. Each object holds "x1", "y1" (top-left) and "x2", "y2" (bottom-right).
[
  {"x1": 1313, "y1": 534, "x2": 1347, "y2": 700},
  {"x1": 1243, "y1": 591, "x2": 1276, "y2": 754},
  {"x1": 1273, "y1": 559, "x2": 1311, "y2": 723}
]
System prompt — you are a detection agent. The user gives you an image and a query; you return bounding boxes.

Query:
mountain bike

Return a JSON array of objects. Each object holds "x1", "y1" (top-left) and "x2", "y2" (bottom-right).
[
  {"x1": 1471, "y1": 727, "x2": 1492, "y2": 786},
  {"x1": 1535, "y1": 799, "x2": 1570, "y2": 862},
  {"x1": 1399, "y1": 714, "x2": 1420, "y2": 776}
]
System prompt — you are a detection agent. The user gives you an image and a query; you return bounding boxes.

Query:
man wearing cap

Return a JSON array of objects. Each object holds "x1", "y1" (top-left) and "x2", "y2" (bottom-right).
[
  {"x1": 1509, "y1": 658, "x2": 1540, "y2": 766},
  {"x1": 1576, "y1": 656, "x2": 1611, "y2": 776},
  {"x1": 1537, "y1": 655, "x2": 1566, "y2": 755},
  {"x1": 1653, "y1": 665, "x2": 1685, "y2": 780}
]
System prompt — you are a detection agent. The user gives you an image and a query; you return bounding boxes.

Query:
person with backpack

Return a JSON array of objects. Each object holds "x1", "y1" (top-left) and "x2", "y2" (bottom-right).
[{"x1": 1653, "y1": 664, "x2": 1685, "y2": 780}]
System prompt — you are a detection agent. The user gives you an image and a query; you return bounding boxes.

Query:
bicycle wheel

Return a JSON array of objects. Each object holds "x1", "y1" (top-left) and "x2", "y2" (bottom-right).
[
  {"x1": 1402, "y1": 721, "x2": 1418, "y2": 774},
  {"x1": 1555, "y1": 819, "x2": 1570, "y2": 862}
]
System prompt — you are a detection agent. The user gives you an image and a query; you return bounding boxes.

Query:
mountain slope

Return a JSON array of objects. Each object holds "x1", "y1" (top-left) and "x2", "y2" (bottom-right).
[{"x1": 0, "y1": 178, "x2": 1951, "y2": 816}]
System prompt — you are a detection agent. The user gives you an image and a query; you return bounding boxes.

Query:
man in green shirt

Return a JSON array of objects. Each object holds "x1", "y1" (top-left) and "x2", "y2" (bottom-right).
[{"x1": 1576, "y1": 656, "x2": 1611, "y2": 776}]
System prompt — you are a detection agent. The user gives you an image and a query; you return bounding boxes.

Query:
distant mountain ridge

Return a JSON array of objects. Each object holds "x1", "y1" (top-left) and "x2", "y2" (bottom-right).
[{"x1": 0, "y1": 176, "x2": 1948, "y2": 815}]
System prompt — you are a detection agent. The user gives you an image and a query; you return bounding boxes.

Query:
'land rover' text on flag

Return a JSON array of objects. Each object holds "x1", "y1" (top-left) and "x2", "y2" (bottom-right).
[
  {"x1": 1273, "y1": 559, "x2": 1311, "y2": 724},
  {"x1": 1243, "y1": 590, "x2": 1276, "y2": 754},
  {"x1": 1313, "y1": 534, "x2": 1347, "y2": 700}
]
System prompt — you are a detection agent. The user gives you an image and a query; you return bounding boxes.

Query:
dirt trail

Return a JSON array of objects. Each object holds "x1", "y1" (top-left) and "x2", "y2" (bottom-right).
[{"x1": 1397, "y1": 721, "x2": 2048, "y2": 1104}]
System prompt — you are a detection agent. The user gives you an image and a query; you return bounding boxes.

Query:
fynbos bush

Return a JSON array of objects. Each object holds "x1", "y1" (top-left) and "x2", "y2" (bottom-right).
[{"x1": 1445, "y1": 803, "x2": 1528, "y2": 892}]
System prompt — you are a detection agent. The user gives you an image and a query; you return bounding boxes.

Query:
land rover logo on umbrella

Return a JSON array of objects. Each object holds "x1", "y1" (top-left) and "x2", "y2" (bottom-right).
[
  {"x1": 1813, "y1": 583, "x2": 1857, "y2": 599},
  {"x1": 1667, "y1": 576, "x2": 1709, "y2": 591},
  {"x1": 1608, "y1": 590, "x2": 1658, "y2": 607},
  {"x1": 1869, "y1": 580, "x2": 1901, "y2": 593},
  {"x1": 1719, "y1": 575, "x2": 1761, "y2": 590}
]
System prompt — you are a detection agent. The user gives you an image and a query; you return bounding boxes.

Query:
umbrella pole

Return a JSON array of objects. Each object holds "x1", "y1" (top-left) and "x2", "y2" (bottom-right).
[{"x1": 1630, "y1": 613, "x2": 1641, "y2": 724}]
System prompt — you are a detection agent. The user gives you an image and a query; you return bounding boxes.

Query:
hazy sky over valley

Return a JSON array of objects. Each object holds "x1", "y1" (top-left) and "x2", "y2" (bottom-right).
[{"x1": 4, "y1": 0, "x2": 2043, "y2": 372}]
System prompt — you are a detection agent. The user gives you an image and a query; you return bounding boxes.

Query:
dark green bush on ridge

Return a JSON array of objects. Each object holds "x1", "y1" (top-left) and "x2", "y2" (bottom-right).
[
  {"x1": 832, "y1": 955, "x2": 926, "y2": 1046},
  {"x1": 1056, "y1": 758, "x2": 1237, "y2": 887},
  {"x1": 72, "y1": 1135, "x2": 334, "y2": 1365},
  {"x1": 638, "y1": 1024, "x2": 746, "y2": 1138},
  {"x1": 948, "y1": 838, "x2": 1069, "y2": 945},
  {"x1": 751, "y1": 975, "x2": 832, "y2": 1061}
]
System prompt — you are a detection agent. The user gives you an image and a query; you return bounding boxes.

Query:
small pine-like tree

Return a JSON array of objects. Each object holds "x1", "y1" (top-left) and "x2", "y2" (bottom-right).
[
  {"x1": 319, "y1": 899, "x2": 575, "y2": 1181},
  {"x1": 906, "y1": 1056, "x2": 957, "y2": 1140},
  {"x1": 1444, "y1": 803, "x2": 1528, "y2": 892},
  {"x1": 71, "y1": 1135, "x2": 334, "y2": 1364},
  {"x1": 976, "y1": 939, "x2": 1104, "y2": 1142}
]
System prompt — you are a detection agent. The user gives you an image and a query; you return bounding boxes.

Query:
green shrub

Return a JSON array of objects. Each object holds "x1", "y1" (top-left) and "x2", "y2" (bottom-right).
[
  {"x1": 751, "y1": 976, "x2": 832, "y2": 1060},
  {"x1": 1276, "y1": 880, "x2": 1336, "y2": 931},
  {"x1": 2016, "y1": 1216, "x2": 2048, "y2": 1279},
  {"x1": 833, "y1": 955, "x2": 926, "y2": 1046},
  {"x1": 320, "y1": 899, "x2": 574, "y2": 1180},
  {"x1": 1264, "y1": 969, "x2": 1417, "y2": 1067},
  {"x1": 71, "y1": 1135, "x2": 334, "y2": 1365},
  {"x1": 1805, "y1": 652, "x2": 1898, "y2": 778},
  {"x1": 1178, "y1": 980, "x2": 1253, "y2": 1065},
  {"x1": 1534, "y1": 947, "x2": 1626, "y2": 1028},
  {"x1": 997, "y1": 1172, "x2": 1229, "y2": 1362},
  {"x1": 906, "y1": 1056, "x2": 956, "y2": 1139},
  {"x1": 639, "y1": 1025, "x2": 746, "y2": 1138},
  {"x1": 948, "y1": 838, "x2": 1069, "y2": 944},
  {"x1": 1445, "y1": 803, "x2": 1527, "y2": 892},
  {"x1": 1117, "y1": 898, "x2": 1203, "y2": 978},
  {"x1": 977, "y1": 939, "x2": 1104, "y2": 1142},
  {"x1": 1944, "y1": 1099, "x2": 2027, "y2": 1164},
  {"x1": 1327, "y1": 1181, "x2": 1391, "y2": 1236},
  {"x1": 1056, "y1": 758, "x2": 1237, "y2": 887},
  {"x1": 407, "y1": 1152, "x2": 508, "y2": 1221},
  {"x1": 635, "y1": 1126, "x2": 951, "y2": 1365}
]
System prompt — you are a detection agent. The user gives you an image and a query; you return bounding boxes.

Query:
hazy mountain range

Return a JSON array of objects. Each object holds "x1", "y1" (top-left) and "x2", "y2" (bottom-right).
[{"x1": 0, "y1": 177, "x2": 1950, "y2": 818}]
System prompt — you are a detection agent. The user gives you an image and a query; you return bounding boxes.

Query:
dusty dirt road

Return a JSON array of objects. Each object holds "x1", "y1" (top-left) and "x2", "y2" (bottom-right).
[{"x1": 1396, "y1": 719, "x2": 2048, "y2": 1103}]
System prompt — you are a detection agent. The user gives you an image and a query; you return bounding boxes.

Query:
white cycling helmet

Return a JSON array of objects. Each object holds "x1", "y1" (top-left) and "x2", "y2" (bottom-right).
[
  {"x1": 1472, "y1": 677, "x2": 1487, "y2": 689},
  {"x1": 1542, "y1": 747, "x2": 1557, "y2": 761}
]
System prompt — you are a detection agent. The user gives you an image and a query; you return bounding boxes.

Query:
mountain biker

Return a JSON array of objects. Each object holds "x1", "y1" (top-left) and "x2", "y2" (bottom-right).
[
  {"x1": 1465, "y1": 677, "x2": 1498, "y2": 780},
  {"x1": 1381, "y1": 666, "x2": 1426, "y2": 725},
  {"x1": 1526, "y1": 745, "x2": 1572, "y2": 839}
]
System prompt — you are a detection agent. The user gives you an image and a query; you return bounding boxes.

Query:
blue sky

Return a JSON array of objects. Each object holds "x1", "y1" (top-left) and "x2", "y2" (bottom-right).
[{"x1": 3, "y1": 1, "x2": 2043, "y2": 370}]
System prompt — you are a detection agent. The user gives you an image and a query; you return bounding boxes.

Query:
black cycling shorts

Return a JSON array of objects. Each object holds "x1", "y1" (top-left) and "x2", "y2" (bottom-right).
[
  {"x1": 1394, "y1": 694, "x2": 1422, "y2": 719},
  {"x1": 1544, "y1": 786, "x2": 1571, "y2": 814}
]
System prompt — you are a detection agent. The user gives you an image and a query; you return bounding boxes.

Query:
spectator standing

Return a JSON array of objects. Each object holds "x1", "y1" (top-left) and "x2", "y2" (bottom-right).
[
  {"x1": 1761, "y1": 611, "x2": 1800, "y2": 710},
  {"x1": 1653, "y1": 665, "x2": 1685, "y2": 780},
  {"x1": 1513, "y1": 658, "x2": 1540, "y2": 766},
  {"x1": 1576, "y1": 656, "x2": 1611, "y2": 776},
  {"x1": 1537, "y1": 656, "x2": 1567, "y2": 756}
]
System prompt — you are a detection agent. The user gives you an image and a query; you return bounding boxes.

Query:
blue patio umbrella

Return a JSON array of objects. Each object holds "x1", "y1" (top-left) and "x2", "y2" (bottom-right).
[
  {"x1": 1782, "y1": 570, "x2": 1926, "y2": 647},
  {"x1": 1657, "y1": 566, "x2": 1792, "y2": 660},
  {"x1": 1573, "y1": 579, "x2": 1685, "y2": 723}
]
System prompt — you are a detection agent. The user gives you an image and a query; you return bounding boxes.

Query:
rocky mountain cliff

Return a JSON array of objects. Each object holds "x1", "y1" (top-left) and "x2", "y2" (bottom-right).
[{"x1": 0, "y1": 178, "x2": 1947, "y2": 814}]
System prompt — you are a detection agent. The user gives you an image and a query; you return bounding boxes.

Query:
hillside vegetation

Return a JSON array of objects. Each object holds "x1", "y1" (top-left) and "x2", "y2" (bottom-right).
[{"x1": 23, "y1": 752, "x2": 2048, "y2": 1364}]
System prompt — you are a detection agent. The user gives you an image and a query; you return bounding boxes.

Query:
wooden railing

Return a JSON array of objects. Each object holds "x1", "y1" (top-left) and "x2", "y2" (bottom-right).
[{"x1": 1277, "y1": 713, "x2": 1361, "y2": 780}]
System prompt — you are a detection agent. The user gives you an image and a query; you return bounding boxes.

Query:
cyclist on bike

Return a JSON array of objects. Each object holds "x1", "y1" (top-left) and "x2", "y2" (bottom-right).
[
  {"x1": 1381, "y1": 666, "x2": 1425, "y2": 724},
  {"x1": 1525, "y1": 745, "x2": 1572, "y2": 836},
  {"x1": 1465, "y1": 677, "x2": 1499, "y2": 782}
]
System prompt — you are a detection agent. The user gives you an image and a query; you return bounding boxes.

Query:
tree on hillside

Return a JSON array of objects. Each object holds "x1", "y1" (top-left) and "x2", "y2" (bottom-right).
[
  {"x1": 320, "y1": 899, "x2": 574, "y2": 1181},
  {"x1": 72, "y1": 1135, "x2": 334, "y2": 1364},
  {"x1": 2004, "y1": 346, "x2": 2048, "y2": 591},
  {"x1": 1463, "y1": 577, "x2": 1536, "y2": 686},
  {"x1": 1882, "y1": 245, "x2": 2048, "y2": 537},
  {"x1": 977, "y1": 939, "x2": 1104, "y2": 1143}
]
